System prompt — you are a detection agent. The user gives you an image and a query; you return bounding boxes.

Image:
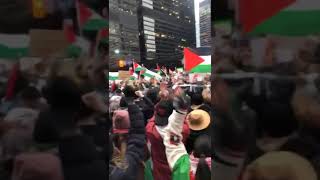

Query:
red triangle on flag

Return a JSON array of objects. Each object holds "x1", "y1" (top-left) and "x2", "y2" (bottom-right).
[
  {"x1": 77, "y1": 0, "x2": 93, "y2": 27},
  {"x1": 239, "y1": 0, "x2": 295, "y2": 33},
  {"x1": 99, "y1": 28, "x2": 108, "y2": 38},
  {"x1": 133, "y1": 62, "x2": 139, "y2": 70},
  {"x1": 184, "y1": 48, "x2": 204, "y2": 71},
  {"x1": 63, "y1": 19, "x2": 76, "y2": 43}
]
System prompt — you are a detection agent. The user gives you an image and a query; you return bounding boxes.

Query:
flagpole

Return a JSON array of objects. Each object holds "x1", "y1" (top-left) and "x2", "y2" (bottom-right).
[{"x1": 75, "y1": 0, "x2": 83, "y2": 37}]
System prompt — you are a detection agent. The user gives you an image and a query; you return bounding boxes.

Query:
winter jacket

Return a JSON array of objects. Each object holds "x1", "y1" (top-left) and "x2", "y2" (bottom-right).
[
  {"x1": 59, "y1": 135, "x2": 107, "y2": 180},
  {"x1": 146, "y1": 115, "x2": 190, "y2": 180},
  {"x1": 109, "y1": 104, "x2": 146, "y2": 180}
]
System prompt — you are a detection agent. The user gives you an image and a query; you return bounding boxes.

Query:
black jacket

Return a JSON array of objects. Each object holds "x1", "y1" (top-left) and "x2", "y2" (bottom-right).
[
  {"x1": 59, "y1": 135, "x2": 107, "y2": 180},
  {"x1": 109, "y1": 104, "x2": 146, "y2": 180}
]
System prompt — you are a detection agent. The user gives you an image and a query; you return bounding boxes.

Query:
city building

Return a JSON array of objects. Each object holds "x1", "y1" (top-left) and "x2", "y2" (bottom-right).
[
  {"x1": 199, "y1": 0, "x2": 211, "y2": 47},
  {"x1": 109, "y1": 0, "x2": 141, "y2": 71},
  {"x1": 138, "y1": 0, "x2": 196, "y2": 69}
]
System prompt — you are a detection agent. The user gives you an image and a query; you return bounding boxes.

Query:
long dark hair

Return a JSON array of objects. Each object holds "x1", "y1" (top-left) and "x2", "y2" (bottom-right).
[{"x1": 194, "y1": 135, "x2": 211, "y2": 180}]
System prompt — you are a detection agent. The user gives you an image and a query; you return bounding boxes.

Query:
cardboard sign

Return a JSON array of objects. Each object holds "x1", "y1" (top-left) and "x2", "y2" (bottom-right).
[
  {"x1": 118, "y1": 71, "x2": 131, "y2": 80},
  {"x1": 30, "y1": 29, "x2": 69, "y2": 57}
]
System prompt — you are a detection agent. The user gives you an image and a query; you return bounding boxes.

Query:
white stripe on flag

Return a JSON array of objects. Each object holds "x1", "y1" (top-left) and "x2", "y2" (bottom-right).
[{"x1": 286, "y1": 0, "x2": 320, "y2": 10}]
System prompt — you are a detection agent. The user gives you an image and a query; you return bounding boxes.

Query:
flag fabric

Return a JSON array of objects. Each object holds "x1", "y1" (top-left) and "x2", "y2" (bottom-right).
[
  {"x1": 0, "y1": 34, "x2": 29, "y2": 59},
  {"x1": 155, "y1": 64, "x2": 161, "y2": 71},
  {"x1": 63, "y1": 19, "x2": 76, "y2": 43},
  {"x1": 144, "y1": 159, "x2": 154, "y2": 180},
  {"x1": 5, "y1": 63, "x2": 19, "y2": 100},
  {"x1": 133, "y1": 62, "x2": 144, "y2": 72},
  {"x1": 183, "y1": 48, "x2": 211, "y2": 73},
  {"x1": 76, "y1": 0, "x2": 108, "y2": 31},
  {"x1": 109, "y1": 72, "x2": 119, "y2": 80},
  {"x1": 142, "y1": 69, "x2": 162, "y2": 80},
  {"x1": 0, "y1": 33, "x2": 89, "y2": 59},
  {"x1": 189, "y1": 55, "x2": 211, "y2": 73},
  {"x1": 163, "y1": 111, "x2": 190, "y2": 180},
  {"x1": 240, "y1": 0, "x2": 320, "y2": 36}
]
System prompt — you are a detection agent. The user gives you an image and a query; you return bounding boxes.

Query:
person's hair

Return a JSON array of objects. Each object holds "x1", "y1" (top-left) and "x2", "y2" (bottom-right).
[
  {"x1": 42, "y1": 76, "x2": 82, "y2": 111},
  {"x1": 191, "y1": 93, "x2": 204, "y2": 106},
  {"x1": 259, "y1": 102, "x2": 297, "y2": 138},
  {"x1": 20, "y1": 86, "x2": 41, "y2": 101},
  {"x1": 194, "y1": 135, "x2": 211, "y2": 180},
  {"x1": 110, "y1": 133, "x2": 129, "y2": 170},
  {"x1": 202, "y1": 88, "x2": 211, "y2": 104}
]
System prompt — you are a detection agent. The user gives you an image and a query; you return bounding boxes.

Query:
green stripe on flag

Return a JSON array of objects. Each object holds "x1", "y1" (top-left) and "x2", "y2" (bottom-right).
[
  {"x1": 251, "y1": 10, "x2": 320, "y2": 36},
  {"x1": 143, "y1": 69, "x2": 162, "y2": 80},
  {"x1": 172, "y1": 154, "x2": 190, "y2": 180},
  {"x1": 0, "y1": 45, "x2": 28, "y2": 59},
  {"x1": 190, "y1": 64, "x2": 211, "y2": 73},
  {"x1": 109, "y1": 72, "x2": 118, "y2": 80},
  {"x1": 83, "y1": 19, "x2": 108, "y2": 31}
]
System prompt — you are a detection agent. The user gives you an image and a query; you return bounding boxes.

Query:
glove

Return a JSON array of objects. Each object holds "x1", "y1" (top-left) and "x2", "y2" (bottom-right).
[{"x1": 173, "y1": 88, "x2": 190, "y2": 113}]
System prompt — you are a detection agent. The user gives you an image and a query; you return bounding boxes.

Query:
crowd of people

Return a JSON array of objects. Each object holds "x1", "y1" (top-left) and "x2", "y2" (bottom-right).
[
  {"x1": 212, "y1": 32, "x2": 320, "y2": 180},
  {"x1": 0, "y1": 58, "x2": 108, "y2": 180},
  {"x1": 109, "y1": 72, "x2": 212, "y2": 180}
]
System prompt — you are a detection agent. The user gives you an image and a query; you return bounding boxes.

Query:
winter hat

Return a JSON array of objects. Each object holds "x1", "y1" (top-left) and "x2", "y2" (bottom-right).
[
  {"x1": 112, "y1": 110, "x2": 130, "y2": 134},
  {"x1": 11, "y1": 153, "x2": 64, "y2": 180}
]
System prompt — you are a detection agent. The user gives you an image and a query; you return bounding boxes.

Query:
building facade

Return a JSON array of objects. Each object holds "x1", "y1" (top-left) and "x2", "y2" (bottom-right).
[
  {"x1": 199, "y1": 0, "x2": 211, "y2": 47},
  {"x1": 138, "y1": 0, "x2": 196, "y2": 69},
  {"x1": 109, "y1": 0, "x2": 141, "y2": 71}
]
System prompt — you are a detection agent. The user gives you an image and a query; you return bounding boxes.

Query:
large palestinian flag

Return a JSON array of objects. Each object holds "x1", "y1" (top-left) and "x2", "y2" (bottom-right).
[{"x1": 240, "y1": 0, "x2": 320, "y2": 36}]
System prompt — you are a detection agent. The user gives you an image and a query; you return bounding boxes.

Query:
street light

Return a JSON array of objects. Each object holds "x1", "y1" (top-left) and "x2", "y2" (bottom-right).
[{"x1": 114, "y1": 49, "x2": 120, "y2": 54}]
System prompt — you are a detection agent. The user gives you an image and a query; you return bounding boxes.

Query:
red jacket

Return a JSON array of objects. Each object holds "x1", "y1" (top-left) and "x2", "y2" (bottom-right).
[{"x1": 146, "y1": 116, "x2": 190, "y2": 180}]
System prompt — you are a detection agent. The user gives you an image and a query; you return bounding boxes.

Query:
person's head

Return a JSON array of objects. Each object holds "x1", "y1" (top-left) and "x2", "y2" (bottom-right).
[
  {"x1": 146, "y1": 87, "x2": 160, "y2": 104},
  {"x1": 194, "y1": 135, "x2": 211, "y2": 180},
  {"x1": 291, "y1": 87, "x2": 320, "y2": 131},
  {"x1": 259, "y1": 102, "x2": 297, "y2": 138},
  {"x1": 115, "y1": 89, "x2": 122, "y2": 96},
  {"x1": 112, "y1": 110, "x2": 130, "y2": 135},
  {"x1": 242, "y1": 151, "x2": 317, "y2": 180},
  {"x1": 202, "y1": 88, "x2": 211, "y2": 104},
  {"x1": 19, "y1": 86, "x2": 42, "y2": 109},
  {"x1": 42, "y1": 76, "x2": 82, "y2": 112},
  {"x1": 154, "y1": 100, "x2": 174, "y2": 126},
  {"x1": 191, "y1": 93, "x2": 204, "y2": 110}
]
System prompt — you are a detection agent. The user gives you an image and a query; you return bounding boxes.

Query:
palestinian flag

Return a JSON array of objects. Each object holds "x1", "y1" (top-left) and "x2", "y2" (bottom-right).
[
  {"x1": 0, "y1": 34, "x2": 29, "y2": 59},
  {"x1": 163, "y1": 110, "x2": 190, "y2": 180},
  {"x1": 109, "y1": 72, "x2": 119, "y2": 80},
  {"x1": 189, "y1": 55, "x2": 211, "y2": 73},
  {"x1": 240, "y1": 0, "x2": 320, "y2": 36},
  {"x1": 142, "y1": 69, "x2": 162, "y2": 80},
  {"x1": 184, "y1": 48, "x2": 211, "y2": 73},
  {"x1": 0, "y1": 33, "x2": 89, "y2": 59},
  {"x1": 133, "y1": 62, "x2": 144, "y2": 72},
  {"x1": 76, "y1": 0, "x2": 108, "y2": 31}
]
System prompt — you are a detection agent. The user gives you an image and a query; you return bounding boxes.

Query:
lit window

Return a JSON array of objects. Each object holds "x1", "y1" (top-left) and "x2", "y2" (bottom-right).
[
  {"x1": 144, "y1": 30, "x2": 155, "y2": 36},
  {"x1": 143, "y1": 16, "x2": 155, "y2": 23},
  {"x1": 144, "y1": 21, "x2": 155, "y2": 27}
]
